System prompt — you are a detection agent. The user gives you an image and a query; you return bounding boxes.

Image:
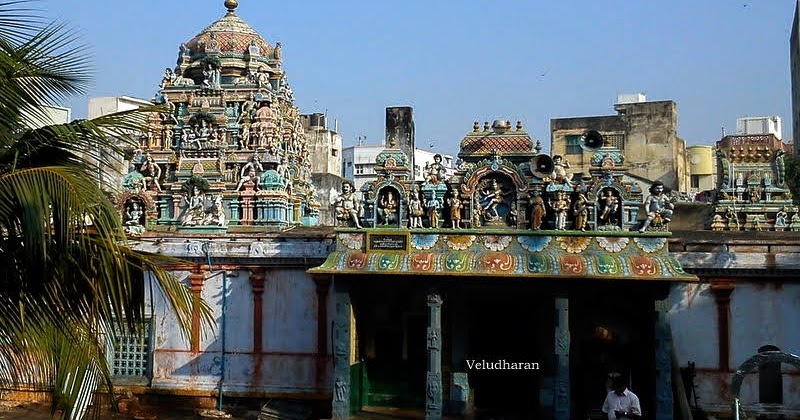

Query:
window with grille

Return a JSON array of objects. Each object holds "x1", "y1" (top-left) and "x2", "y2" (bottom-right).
[
  {"x1": 565, "y1": 135, "x2": 582, "y2": 154},
  {"x1": 110, "y1": 320, "x2": 151, "y2": 378},
  {"x1": 604, "y1": 134, "x2": 625, "y2": 150}
]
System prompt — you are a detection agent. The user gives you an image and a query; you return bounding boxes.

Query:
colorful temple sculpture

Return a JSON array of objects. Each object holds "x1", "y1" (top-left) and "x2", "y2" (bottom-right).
[
  {"x1": 711, "y1": 133, "x2": 798, "y2": 231},
  {"x1": 313, "y1": 121, "x2": 696, "y2": 420},
  {"x1": 115, "y1": 0, "x2": 319, "y2": 233},
  {"x1": 335, "y1": 122, "x2": 673, "y2": 235}
]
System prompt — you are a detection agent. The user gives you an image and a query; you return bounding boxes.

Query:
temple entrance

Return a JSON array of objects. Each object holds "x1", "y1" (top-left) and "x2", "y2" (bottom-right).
[
  {"x1": 569, "y1": 282, "x2": 657, "y2": 419},
  {"x1": 351, "y1": 281, "x2": 427, "y2": 411},
  {"x1": 462, "y1": 286, "x2": 549, "y2": 418}
]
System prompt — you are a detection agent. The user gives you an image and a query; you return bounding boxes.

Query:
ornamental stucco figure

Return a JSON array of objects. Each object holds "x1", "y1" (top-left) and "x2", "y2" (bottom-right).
[
  {"x1": 552, "y1": 155, "x2": 573, "y2": 184},
  {"x1": 141, "y1": 153, "x2": 162, "y2": 192},
  {"x1": 426, "y1": 196, "x2": 441, "y2": 228},
  {"x1": 408, "y1": 188, "x2": 424, "y2": 229},
  {"x1": 123, "y1": 201, "x2": 145, "y2": 235},
  {"x1": 598, "y1": 189, "x2": 619, "y2": 226},
  {"x1": 572, "y1": 192, "x2": 590, "y2": 231},
  {"x1": 447, "y1": 191, "x2": 462, "y2": 229},
  {"x1": 481, "y1": 179, "x2": 508, "y2": 220},
  {"x1": 376, "y1": 190, "x2": 398, "y2": 226},
  {"x1": 639, "y1": 181, "x2": 674, "y2": 233},
  {"x1": 530, "y1": 191, "x2": 545, "y2": 230},
  {"x1": 424, "y1": 154, "x2": 447, "y2": 185},
  {"x1": 180, "y1": 187, "x2": 207, "y2": 226},
  {"x1": 236, "y1": 154, "x2": 263, "y2": 191},
  {"x1": 550, "y1": 191, "x2": 570, "y2": 230},
  {"x1": 334, "y1": 181, "x2": 363, "y2": 228}
]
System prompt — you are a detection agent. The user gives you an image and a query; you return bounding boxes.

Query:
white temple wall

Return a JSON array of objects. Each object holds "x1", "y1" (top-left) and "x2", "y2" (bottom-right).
[
  {"x1": 147, "y1": 267, "x2": 331, "y2": 394},
  {"x1": 669, "y1": 282, "x2": 800, "y2": 416}
]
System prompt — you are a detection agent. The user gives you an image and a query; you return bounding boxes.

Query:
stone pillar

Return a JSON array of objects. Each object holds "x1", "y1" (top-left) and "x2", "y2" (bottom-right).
[
  {"x1": 426, "y1": 289, "x2": 443, "y2": 420},
  {"x1": 710, "y1": 281, "x2": 735, "y2": 372},
  {"x1": 654, "y1": 298, "x2": 673, "y2": 420},
  {"x1": 314, "y1": 276, "x2": 332, "y2": 390},
  {"x1": 553, "y1": 296, "x2": 570, "y2": 420},
  {"x1": 249, "y1": 268, "x2": 266, "y2": 353},
  {"x1": 331, "y1": 280, "x2": 352, "y2": 419},
  {"x1": 188, "y1": 268, "x2": 205, "y2": 354}
]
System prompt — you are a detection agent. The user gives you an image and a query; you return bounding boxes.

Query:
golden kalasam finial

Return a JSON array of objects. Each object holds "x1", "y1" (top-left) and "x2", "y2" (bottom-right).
[{"x1": 225, "y1": 0, "x2": 238, "y2": 14}]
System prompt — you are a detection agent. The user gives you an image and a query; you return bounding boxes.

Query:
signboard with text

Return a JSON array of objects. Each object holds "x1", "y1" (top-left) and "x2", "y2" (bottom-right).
[{"x1": 367, "y1": 232, "x2": 410, "y2": 252}]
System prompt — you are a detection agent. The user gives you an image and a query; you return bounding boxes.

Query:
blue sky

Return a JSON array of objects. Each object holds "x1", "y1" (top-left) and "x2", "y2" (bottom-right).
[{"x1": 45, "y1": 0, "x2": 796, "y2": 157}]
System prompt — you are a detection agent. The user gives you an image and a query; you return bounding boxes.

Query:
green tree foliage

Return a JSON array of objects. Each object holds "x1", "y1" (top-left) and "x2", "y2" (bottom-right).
[
  {"x1": 0, "y1": 1, "x2": 208, "y2": 418},
  {"x1": 785, "y1": 153, "x2": 800, "y2": 203}
]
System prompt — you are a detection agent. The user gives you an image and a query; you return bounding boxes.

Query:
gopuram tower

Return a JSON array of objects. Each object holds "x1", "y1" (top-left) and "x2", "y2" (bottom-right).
[{"x1": 118, "y1": 0, "x2": 319, "y2": 232}]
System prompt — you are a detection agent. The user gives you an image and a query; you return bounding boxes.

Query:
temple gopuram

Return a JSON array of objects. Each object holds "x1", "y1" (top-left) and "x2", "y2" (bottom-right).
[
  {"x1": 116, "y1": 0, "x2": 318, "y2": 233},
  {"x1": 711, "y1": 133, "x2": 798, "y2": 231},
  {"x1": 311, "y1": 121, "x2": 696, "y2": 419}
]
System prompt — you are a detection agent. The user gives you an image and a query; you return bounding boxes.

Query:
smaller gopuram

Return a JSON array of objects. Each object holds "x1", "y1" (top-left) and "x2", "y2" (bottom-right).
[
  {"x1": 710, "y1": 134, "x2": 797, "y2": 231},
  {"x1": 115, "y1": 0, "x2": 319, "y2": 233},
  {"x1": 313, "y1": 121, "x2": 694, "y2": 420}
]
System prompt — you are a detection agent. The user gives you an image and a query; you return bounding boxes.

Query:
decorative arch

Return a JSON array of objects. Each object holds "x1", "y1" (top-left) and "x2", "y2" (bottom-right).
[
  {"x1": 731, "y1": 350, "x2": 800, "y2": 417},
  {"x1": 374, "y1": 184, "x2": 403, "y2": 227},
  {"x1": 461, "y1": 163, "x2": 528, "y2": 195},
  {"x1": 116, "y1": 191, "x2": 157, "y2": 213}
]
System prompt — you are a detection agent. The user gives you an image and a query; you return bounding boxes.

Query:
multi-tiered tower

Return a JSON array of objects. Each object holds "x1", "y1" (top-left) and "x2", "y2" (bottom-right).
[{"x1": 117, "y1": 0, "x2": 319, "y2": 233}]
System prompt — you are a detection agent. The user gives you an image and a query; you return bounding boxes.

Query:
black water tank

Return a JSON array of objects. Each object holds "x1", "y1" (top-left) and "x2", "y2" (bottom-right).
[{"x1": 309, "y1": 113, "x2": 326, "y2": 129}]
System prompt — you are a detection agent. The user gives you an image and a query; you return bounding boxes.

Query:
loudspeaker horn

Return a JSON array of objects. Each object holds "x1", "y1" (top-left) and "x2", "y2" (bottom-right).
[
  {"x1": 531, "y1": 154, "x2": 555, "y2": 179},
  {"x1": 581, "y1": 130, "x2": 605, "y2": 151}
]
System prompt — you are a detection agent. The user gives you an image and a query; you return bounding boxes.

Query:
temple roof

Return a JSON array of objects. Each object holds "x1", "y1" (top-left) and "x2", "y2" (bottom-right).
[
  {"x1": 184, "y1": 1, "x2": 273, "y2": 58},
  {"x1": 309, "y1": 230, "x2": 698, "y2": 281},
  {"x1": 459, "y1": 120, "x2": 534, "y2": 157}
]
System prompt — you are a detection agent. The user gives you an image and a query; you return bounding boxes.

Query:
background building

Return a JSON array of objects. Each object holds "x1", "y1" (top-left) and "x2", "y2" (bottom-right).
[
  {"x1": 88, "y1": 95, "x2": 152, "y2": 119},
  {"x1": 21, "y1": 104, "x2": 70, "y2": 129},
  {"x1": 301, "y1": 113, "x2": 342, "y2": 176},
  {"x1": 736, "y1": 116, "x2": 782, "y2": 139},
  {"x1": 342, "y1": 144, "x2": 454, "y2": 192},
  {"x1": 301, "y1": 113, "x2": 345, "y2": 225},
  {"x1": 687, "y1": 145, "x2": 716, "y2": 194},
  {"x1": 550, "y1": 94, "x2": 689, "y2": 192},
  {"x1": 791, "y1": 0, "x2": 800, "y2": 151}
]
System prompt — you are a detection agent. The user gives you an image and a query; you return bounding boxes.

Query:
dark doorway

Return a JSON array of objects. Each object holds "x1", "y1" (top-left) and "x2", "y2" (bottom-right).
[
  {"x1": 758, "y1": 345, "x2": 783, "y2": 404},
  {"x1": 465, "y1": 287, "x2": 545, "y2": 417},
  {"x1": 570, "y1": 283, "x2": 656, "y2": 419},
  {"x1": 352, "y1": 281, "x2": 427, "y2": 409}
]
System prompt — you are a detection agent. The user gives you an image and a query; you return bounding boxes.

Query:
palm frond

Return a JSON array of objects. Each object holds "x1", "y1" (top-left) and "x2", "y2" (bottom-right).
[{"x1": 0, "y1": 1, "x2": 45, "y2": 43}]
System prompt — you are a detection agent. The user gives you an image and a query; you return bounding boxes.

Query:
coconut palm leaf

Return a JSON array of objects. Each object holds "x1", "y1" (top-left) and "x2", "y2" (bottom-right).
[{"x1": 0, "y1": 2, "x2": 209, "y2": 418}]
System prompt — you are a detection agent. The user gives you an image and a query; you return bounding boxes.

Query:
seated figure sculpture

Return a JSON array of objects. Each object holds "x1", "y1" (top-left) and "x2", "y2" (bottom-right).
[
  {"x1": 639, "y1": 181, "x2": 674, "y2": 233},
  {"x1": 334, "y1": 181, "x2": 362, "y2": 228},
  {"x1": 376, "y1": 190, "x2": 398, "y2": 226}
]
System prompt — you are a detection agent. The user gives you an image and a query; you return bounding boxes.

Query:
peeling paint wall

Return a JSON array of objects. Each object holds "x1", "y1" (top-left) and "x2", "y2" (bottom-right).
[
  {"x1": 669, "y1": 282, "x2": 800, "y2": 416},
  {"x1": 147, "y1": 267, "x2": 331, "y2": 395}
]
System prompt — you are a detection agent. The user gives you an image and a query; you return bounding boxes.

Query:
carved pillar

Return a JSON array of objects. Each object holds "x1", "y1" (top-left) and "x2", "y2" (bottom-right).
[
  {"x1": 314, "y1": 276, "x2": 332, "y2": 389},
  {"x1": 654, "y1": 298, "x2": 673, "y2": 420},
  {"x1": 553, "y1": 296, "x2": 571, "y2": 420},
  {"x1": 331, "y1": 280, "x2": 352, "y2": 419},
  {"x1": 188, "y1": 268, "x2": 205, "y2": 354},
  {"x1": 172, "y1": 195, "x2": 183, "y2": 222},
  {"x1": 240, "y1": 187, "x2": 255, "y2": 225},
  {"x1": 711, "y1": 281, "x2": 735, "y2": 372},
  {"x1": 249, "y1": 268, "x2": 266, "y2": 353},
  {"x1": 426, "y1": 289, "x2": 443, "y2": 420}
]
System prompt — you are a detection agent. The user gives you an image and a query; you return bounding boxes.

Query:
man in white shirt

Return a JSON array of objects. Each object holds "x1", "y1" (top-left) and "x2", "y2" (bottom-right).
[{"x1": 602, "y1": 374, "x2": 642, "y2": 419}]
